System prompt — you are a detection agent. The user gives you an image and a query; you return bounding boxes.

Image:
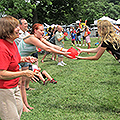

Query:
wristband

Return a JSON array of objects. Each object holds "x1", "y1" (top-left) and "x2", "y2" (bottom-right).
[{"x1": 60, "y1": 47, "x2": 63, "y2": 51}]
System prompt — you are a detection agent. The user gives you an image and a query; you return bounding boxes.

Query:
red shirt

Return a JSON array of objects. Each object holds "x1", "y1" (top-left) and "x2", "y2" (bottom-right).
[{"x1": 0, "y1": 39, "x2": 21, "y2": 89}]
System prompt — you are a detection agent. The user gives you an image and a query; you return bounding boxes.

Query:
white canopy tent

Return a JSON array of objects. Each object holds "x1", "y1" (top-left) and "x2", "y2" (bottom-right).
[
  {"x1": 94, "y1": 16, "x2": 116, "y2": 25},
  {"x1": 116, "y1": 19, "x2": 120, "y2": 25}
]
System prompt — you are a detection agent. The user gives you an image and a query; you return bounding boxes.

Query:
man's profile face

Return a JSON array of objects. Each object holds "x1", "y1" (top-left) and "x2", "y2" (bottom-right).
[{"x1": 20, "y1": 19, "x2": 28, "y2": 32}]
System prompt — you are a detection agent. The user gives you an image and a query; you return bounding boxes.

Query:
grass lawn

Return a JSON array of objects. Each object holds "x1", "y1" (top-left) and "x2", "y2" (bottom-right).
[{"x1": 21, "y1": 37, "x2": 120, "y2": 120}]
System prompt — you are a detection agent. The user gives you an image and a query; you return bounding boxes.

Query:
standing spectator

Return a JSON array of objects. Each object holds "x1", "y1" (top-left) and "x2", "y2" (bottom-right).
[
  {"x1": 95, "y1": 33, "x2": 101, "y2": 46},
  {"x1": 55, "y1": 25, "x2": 67, "y2": 66},
  {"x1": 15, "y1": 18, "x2": 33, "y2": 112},
  {"x1": 14, "y1": 18, "x2": 32, "y2": 91},
  {"x1": 84, "y1": 26, "x2": 91, "y2": 54},
  {"x1": 41, "y1": 27, "x2": 57, "y2": 63},
  {"x1": 50, "y1": 27, "x2": 57, "y2": 61},
  {"x1": 70, "y1": 26, "x2": 73, "y2": 33},
  {"x1": 15, "y1": 18, "x2": 30, "y2": 46},
  {"x1": 47, "y1": 27, "x2": 52, "y2": 37},
  {"x1": 71, "y1": 28, "x2": 76, "y2": 46},
  {"x1": 76, "y1": 26, "x2": 82, "y2": 46},
  {"x1": 82, "y1": 26, "x2": 86, "y2": 46},
  {"x1": 0, "y1": 15, "x2": 38, "y2": 120}
]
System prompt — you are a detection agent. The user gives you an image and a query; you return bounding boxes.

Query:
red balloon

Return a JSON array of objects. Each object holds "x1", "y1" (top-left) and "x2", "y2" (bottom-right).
[{"x1": 67, "y1": 47, "x2": 78, "y2": 59}]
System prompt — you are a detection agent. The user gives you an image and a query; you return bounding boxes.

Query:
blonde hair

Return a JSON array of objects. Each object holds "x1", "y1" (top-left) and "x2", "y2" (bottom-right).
[
  {"x1": 97, "y1": 20, "x2": 120, "y2": 50},
  {"x1": 0, "y1": 15, "x2": 19, "y2": 40}
]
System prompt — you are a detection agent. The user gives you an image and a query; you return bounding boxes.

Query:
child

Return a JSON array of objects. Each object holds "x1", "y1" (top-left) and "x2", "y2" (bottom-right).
[
  {"x1": 71, "y1": 29, "x2": 76, "y2": 45},
  {"x1": 29, "y1": 64, "x2": 57, "y2": 85},
  {"x1": 84, "y1": 26, "x2": 91, "y2": 54}
]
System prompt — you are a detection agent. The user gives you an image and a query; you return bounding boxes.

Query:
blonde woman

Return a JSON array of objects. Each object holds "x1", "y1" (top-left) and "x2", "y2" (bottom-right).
[{"x1": 76, "y1": 20, "x2": 120, "y2": 61}]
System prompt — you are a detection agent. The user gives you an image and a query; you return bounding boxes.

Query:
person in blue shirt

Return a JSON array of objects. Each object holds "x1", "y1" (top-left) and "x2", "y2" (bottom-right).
[{"x1": 71, "y1": 28, "x2": 76, "y2": 45}]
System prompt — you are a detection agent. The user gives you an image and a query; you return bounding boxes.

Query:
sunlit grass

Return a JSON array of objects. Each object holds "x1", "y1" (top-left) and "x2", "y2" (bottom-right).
[{"x1": 21, "y1": 38, "x2": 120, "y2": 120}]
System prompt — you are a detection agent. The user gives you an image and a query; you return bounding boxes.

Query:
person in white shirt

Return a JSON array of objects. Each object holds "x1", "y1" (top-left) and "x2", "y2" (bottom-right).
[
  {"x1": 15, "y1": 18, "x2": 30, "y2": 46},
  {"x1": 15, "y1": 18, "x2": 32, "y2": 112}
]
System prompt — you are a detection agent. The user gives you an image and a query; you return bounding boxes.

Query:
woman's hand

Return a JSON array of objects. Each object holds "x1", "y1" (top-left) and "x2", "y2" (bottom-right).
[
  {"x1": 21, "y1": 56, "x2": 38, "y2": 63},
  {"x1": 76, "y1": 47, "x2": 82, "y2": 55},
  {"x1": 63, "y1": 51, "x2": 73, "y2": 59},
  {"x1": 76, "y1": 56, "x2": 83, "y2": 59},
  {"x1": 43, "y1": 35, "x2": 50, "y2": 40},
  {"x1": 23, "y1": 70, "x2": 40, "y2": 83}
]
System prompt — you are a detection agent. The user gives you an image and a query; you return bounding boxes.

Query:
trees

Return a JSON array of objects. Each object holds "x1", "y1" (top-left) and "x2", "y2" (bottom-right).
[
  {"x1": 0, "y1": 0, "x2": 35, "y2": 21},
  {"x1": 0, "y1": 0, "x2": 119, "y2": 25}
]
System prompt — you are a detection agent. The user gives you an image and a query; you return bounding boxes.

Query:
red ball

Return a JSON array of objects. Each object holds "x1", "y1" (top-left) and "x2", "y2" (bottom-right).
[
  {"x1": 67, "y1": 47, "x2": 78, "y2": 59},
  {"x1": 64, "y1": 32, "x2": 68, "y2": 36},
  {"x1": 87, "y1": 31, "x2": 91, "y2": 35}
]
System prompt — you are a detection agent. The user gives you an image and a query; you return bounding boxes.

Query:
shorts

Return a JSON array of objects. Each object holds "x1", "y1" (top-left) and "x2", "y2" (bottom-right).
[
  {"x1": 0, "y1": 86, "x2": 23, "y2": 120},
  {"x1": 58, "y1": 54, "x2": 63, "y2": 57},
  {"x1": 19, "y1": 62, "x2": 31, "y2": 68},
  {"x1": 72, "y1": 39, "x2": 75, "y2": 41},
  {"x1": 83, "y1": 36, "x2": 86, "y2": 40},
  {"x1": 31, "y1": 52, "x2": 38, "y2": 59},
  {"x1": 45, "y1": 51, "x2": 50, "y2": 55},
  {"x1": 76, "y1": 35, "x2": 81, "y2": 41},
  {"x1": 86, "y1": 36, "x2": 91, "y2": 43}
]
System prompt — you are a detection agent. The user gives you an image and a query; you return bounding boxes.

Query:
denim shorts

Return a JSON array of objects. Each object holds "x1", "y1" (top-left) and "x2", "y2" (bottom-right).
[
  {"x1": 76, "y1": 35, "x2": 81, "y2": 41},
  {"x1": 58, "y1": 54, "x2": 63, "y2": 57},
  {"x1": 19, "y1": 62, "x2": 31, "y2": 68}
]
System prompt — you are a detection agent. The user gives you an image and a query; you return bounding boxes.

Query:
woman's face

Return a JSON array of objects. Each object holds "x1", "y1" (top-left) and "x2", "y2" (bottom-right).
[
  {"x1": 13, "y1": 25, "x2": 20, "y2": 40},
  {"x1": 35, "y1": 25, "x2": 44, "y2": 39}
]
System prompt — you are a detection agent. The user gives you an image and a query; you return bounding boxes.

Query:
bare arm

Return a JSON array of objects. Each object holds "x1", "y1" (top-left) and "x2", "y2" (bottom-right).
[
  {"x1": 57, "y1": 35, "x2": 65, "y2": 41},
  {"x1": 0, "y1": 70, "x2": 38, "y2": 82},
  {"x1": 41, "y1": 38, "x2": 67, "y2": 52},
  {"x1": 24, "y1": 36, "x2": 69, "y2": 57},
  {"x1": 77, "y1": 44, "x2": 102, "y2": 54},
  {"x1": 76, "y1": 46, "x2": 106, "y2": 60}
]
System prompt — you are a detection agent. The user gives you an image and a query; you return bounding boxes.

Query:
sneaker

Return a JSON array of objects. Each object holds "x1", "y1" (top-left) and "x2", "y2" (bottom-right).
[
  {"x1": 95, "y1": 42, "x2": 99, "y2": 46},
  {"x1": 26, "y1": 88, "x2": 35, "y2": 91},
  {"x1": 50, "y1": 78, "x2": 57, "y2": 84},
  {"x1": 76, "y1": 44, "x2": 78, "y2": 46},
  {"x1": 41, "y1": 60, "x2": 44, "y2": 63},
  {"x1": 86, "y1": 44, "x2": 88, "y2": 46},
  {"x1": 79, "y1": 44, "x2": 81, "y2": 46},
  {"x1": 43, "y1": 81, "x2": 46, "y2": 85},
  {"x1": 57, "y1": 62, "x2": 64, "y2": 66},
  {"x1": 61, "y1": 61, "x2": 67, "y2": 65},
  {"x1": 82, "y1": 44, "x2": 85, "y2": 46}
]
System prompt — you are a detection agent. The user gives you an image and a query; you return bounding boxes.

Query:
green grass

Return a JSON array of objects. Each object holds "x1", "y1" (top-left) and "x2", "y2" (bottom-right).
[{"x1": 21, "y1": 38, "x2": 120, "y2": 120}]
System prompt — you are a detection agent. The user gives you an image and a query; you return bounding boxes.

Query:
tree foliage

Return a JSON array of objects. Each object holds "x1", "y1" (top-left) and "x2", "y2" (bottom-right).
[
  {"x1": 0, "y1": 0, "x2": 35, "y2": 20},
  {"x1": 0, "y1": 0, "x2": 119, "y2": 25}
]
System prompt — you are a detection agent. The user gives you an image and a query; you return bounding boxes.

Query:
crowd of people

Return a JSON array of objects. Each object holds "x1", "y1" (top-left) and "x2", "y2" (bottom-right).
[
  {"x1": 41, "y1": 21, "x2": 92, "y2": 65},
  {"x1": 0, "y1": 15, "x2": 120, "y2": 120}
]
